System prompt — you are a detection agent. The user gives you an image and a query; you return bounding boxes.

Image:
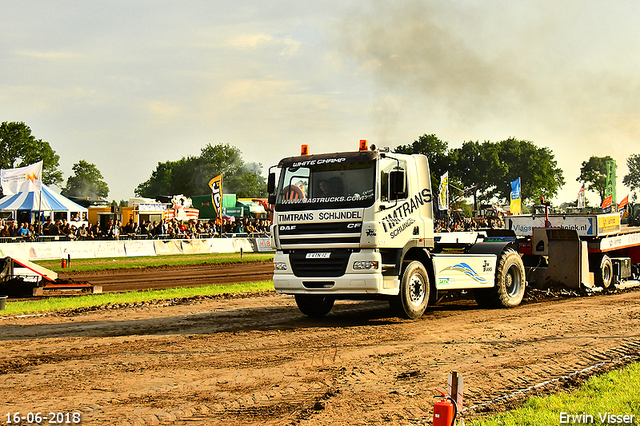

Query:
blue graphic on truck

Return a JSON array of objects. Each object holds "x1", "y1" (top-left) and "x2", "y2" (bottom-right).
[{"x1": 441, "y1": 263, "x2": 488, "y2": 283}]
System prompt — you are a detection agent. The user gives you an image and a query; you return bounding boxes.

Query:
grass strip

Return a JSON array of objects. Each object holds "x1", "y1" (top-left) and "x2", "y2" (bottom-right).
[
  {"x1": 0, "y1": 281, "x2": 274, "y2": 316},
  {"x1": 468, "y1": 361, "x2": 640, "y2": 425},
  {"x1": 35, "y1": 252, "x2": 274, "y2": 273}
]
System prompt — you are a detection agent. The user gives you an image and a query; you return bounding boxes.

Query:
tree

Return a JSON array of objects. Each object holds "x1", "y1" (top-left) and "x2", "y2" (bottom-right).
[
  {"x1": 450, "y1": 140, "x2": 506, "y2": 210},
  {"x1": 61, "y1": 160, "x2": 109, "y2": 198},
  {"x1": 394, "y1": 135, "x2": 564, "y2": 208},
  {"x1": 0, "y1": 121, "x2": 63, "y2": 190},
  {"x1": 623, "y1": 154, "x2": 640, "y2": 200},
  {"x1": 135, "y1": 143, "x2": 267, "y2": 198},
  {"x1": 395, "y1": 134, "x2": 453, "y2": 191},
  {"x1": 491, "y1": 138, "x2": 565, "y2": 204},
  {"x1": 577, "y1": 156, "x2": 614, "y2": 204}
]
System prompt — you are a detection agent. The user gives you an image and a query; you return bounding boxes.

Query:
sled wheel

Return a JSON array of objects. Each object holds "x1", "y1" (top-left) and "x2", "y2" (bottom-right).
[
  {"x1": 596, "y1": 255, "x2": 613, "y2": 289},
  {"x1": 295, "y1": 295, "x2": 335, "y2": 318},
  {"x1": 391, "y1": 261, "x2": 429, "y2": 320}
]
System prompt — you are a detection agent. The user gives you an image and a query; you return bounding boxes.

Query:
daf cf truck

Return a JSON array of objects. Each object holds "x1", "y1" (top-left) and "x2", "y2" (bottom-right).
[{"x1": 267, "y1": 140, "x2": 526, "y2": 319}]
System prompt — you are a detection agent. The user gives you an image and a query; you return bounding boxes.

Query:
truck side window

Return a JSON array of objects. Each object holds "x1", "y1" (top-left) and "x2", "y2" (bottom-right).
[{"x1": 381, "y1": 160, "x2": 407, "y2": 202}]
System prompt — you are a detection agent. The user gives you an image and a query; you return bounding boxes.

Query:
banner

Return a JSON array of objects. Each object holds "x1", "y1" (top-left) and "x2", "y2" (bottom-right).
[
  {"x1": 618, "y1": 195, "x2": 629, "y2": 213},
  {"x1": 605, "y1": 159, "x2": 617, "y2": 207},
  {"x1": 438, "y1": 172, "x2": 449, "y2": 211},
  {"x1": 602, "y1": 195, "x2": 612, "y2": 211},
  {"x1": 209, "y1": 174, "x2": 223, "y2": 217},
  {"x1": 577, "y1": 184, "x2": 585, "y2": 209},
  {"x1": 0, "y1": 161, "x2": 43, "y2": 195},
  {"x1": 510, "y1": 178, "x2": 522, "y2": 214}
]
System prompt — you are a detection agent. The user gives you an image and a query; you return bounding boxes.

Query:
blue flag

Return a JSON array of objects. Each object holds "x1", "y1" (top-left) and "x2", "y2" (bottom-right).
[{"x1": 510, "y1": 178, "x2": 521, "y2": 214}]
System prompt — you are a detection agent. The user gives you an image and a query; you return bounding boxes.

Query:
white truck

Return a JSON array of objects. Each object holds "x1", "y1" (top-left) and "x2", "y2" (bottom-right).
[{"x1": 267, "y1": 141, "x2": 526, "y2": 319}]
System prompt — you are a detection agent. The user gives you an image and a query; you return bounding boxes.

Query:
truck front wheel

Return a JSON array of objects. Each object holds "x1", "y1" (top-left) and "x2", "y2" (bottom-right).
[
  {"x1": 391, "y1": 261, "x2": 430, "y2": 320},
  {"x1": 295, "y1": 295, "x2": 335, "y2": 318}
]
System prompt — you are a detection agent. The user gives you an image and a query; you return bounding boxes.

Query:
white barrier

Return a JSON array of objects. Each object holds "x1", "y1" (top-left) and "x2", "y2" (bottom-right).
[
  {"x1": 61, "y1": 241, "x2": 96, "y2": 259},
  {"x1": 0, "y1": 238, "x2": 274, "y2": 261},
  {"x1": 232, "y1": 238, "x2": 254, "y2": 253},
  {"x1": 208, "y1": 238, "x2": 236, "y2": 253},
  {"x1": 125, "y1": 241, "x2": 155, "y2": 257},
  {"x1": 95, "y1": 241, "x2": 127, "y2": 258},
  {"x1": 2, "y1": 243, "x2": 28, "y2": 259},
  {"x1": 181, "y1": 239, "x2": 209, "y2": 254}
]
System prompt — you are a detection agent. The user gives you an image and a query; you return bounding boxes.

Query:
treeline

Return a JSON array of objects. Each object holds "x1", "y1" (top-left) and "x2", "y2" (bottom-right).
[
  {"x1": 395, "y1": 134, "x2": 565, "y2": 208},
  {"x1": 3, "y1": 121, "x2": 640, "y2": 206}
]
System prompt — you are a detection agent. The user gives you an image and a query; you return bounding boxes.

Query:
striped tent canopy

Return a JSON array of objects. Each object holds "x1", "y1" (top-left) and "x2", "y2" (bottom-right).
[{"x1": 0, "y1": 184, "x2": 87, "y2": 213}]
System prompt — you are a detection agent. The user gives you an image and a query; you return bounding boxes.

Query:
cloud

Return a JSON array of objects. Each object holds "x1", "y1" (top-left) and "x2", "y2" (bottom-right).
[
  {"x1": 228, "y1": 34, "x2": 274, "y2": 49},
  {"x1": 227, "y1": 33, "x2": 300, "y2": 55},
  {"x1": 147, "y1": 101, "x2": 183, "y2": 121},
  {"x1": 223, "y1": 78, "x2": 292, "y2": 105}
]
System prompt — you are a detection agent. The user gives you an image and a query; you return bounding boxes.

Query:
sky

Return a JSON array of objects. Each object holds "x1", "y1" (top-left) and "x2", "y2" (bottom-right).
[{"x1": 1, "y1": 0, "x2": 639, "y2": 206}]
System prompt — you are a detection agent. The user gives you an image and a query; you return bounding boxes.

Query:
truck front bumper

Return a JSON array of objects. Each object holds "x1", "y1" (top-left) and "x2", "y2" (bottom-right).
[{"x1": 272, "y1": 251, "x2": 399, "y2": 296}]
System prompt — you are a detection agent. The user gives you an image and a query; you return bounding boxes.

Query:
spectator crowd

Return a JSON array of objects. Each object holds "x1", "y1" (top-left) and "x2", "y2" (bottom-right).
[
  {"x1": 0, "y1": 217, "x2": 272, "y2": 242},
  {"x1": 434, "y1": 216, "x2": 505, "y2": 232}
]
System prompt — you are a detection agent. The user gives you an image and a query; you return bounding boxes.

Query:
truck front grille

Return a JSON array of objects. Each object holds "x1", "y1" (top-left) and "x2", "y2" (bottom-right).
[
  {"x1": 289, "y1": 250, "x2": 351, "y2": 277},
  {"x1": 278, "y1": 222, "x2": 362, "y2": 249}
]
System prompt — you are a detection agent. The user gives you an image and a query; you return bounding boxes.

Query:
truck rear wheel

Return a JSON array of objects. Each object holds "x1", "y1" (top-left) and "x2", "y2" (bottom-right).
[
  {"x1": 295, "y1": 295, "x2": 335, "y2": 318},
  {"x1": 390, "y1": 261, "x2": 429, "y2": 320},
  {"x1": 474, "y1": 249, "x2": 525, "y2": 308}
]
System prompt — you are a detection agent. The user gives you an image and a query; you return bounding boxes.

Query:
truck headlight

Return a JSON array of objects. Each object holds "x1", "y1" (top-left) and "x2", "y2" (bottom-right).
[
  {"x1": 274, "y1": 262, "x2": 288, "y2": 271},
  {"x1": 353, "y1": 261, "x2": 379, "y2": 270}
]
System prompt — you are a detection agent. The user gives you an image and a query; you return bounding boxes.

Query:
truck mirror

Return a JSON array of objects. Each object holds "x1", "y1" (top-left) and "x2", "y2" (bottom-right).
[
  {"x1": 268, "y1": 194, "x2": 276, "y2": 205},
  {"x1": 267, "y1": 172, "x2": 276, "y2": 194},
  {"x1": 389, "y1": 170, "x2": 406, "y2": 200}
]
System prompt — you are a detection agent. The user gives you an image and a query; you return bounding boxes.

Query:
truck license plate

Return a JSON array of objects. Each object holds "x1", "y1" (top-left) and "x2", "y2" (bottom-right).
[{"x1": 306, "y1": 252, "x2": 331, "y2": 259}]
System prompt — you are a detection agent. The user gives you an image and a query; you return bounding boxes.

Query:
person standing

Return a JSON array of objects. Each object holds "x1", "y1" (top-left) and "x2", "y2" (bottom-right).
[{"x1": 19, "y1": 223, "x2": 31, "y2": 240}]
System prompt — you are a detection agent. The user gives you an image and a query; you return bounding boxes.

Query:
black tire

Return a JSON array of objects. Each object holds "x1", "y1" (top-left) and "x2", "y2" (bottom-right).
[
  {"x1": 595, "y1": 255, "x2": 613, "y2": 289},
  {"x1": 474, "y1": 249, "x2": 526, "y2": 308},
  {"x1": 295, "y1": 295, "x2": 335, "y2": 318},
  {"x1": 391, "y1": 261, "x2": 429, "y2": 320}
]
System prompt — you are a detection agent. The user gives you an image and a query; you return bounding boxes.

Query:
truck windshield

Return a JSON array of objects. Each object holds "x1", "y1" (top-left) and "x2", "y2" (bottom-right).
[{"x1": 276, "y1": 159, "x2": 376, "y2": 210}]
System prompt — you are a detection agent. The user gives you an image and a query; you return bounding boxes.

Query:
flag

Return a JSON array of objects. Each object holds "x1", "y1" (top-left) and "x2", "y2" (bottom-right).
[
  {"x1": 208, "y1": 174, "x2": 223, "y2": 218},
  {"x1": 510, "y1": 178, "x2": 522, "y2": 214},
  {"x1": 605, "y1": 159, "x2": 617, "y2": 207},
  {"x1": 602, "y1": 195, "x2": 612, "y2": 210},
  {"x1": 577, "y1": 184, "x2": 585, "y2": 209},
  {"x1": 438, "y1": 172, "x2": 449, "y2": 211},
  {"x1": 0, "y1": 161, "x2": 43, "y2": 195},
  {"x1": 618, "y1": 195, "x2": 629, "y2": 212}
]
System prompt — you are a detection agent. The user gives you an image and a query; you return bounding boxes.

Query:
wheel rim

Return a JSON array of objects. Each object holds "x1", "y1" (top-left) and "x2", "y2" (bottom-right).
[
  {"x1": 505, "y1": 264, "x2": 523, "y2": 297},
  {"x1": 408, "y1": 273, "x2": 426, "y2": 307}
]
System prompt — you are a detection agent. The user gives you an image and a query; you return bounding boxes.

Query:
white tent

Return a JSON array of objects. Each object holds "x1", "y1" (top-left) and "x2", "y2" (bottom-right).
[{"x1": 0, "y1": 184, "x2": 88, "y2": 222}]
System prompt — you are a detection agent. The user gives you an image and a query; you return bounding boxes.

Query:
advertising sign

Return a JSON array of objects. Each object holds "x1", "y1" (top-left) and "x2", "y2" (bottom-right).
[{"x1": 506, "y1": 213, "x2": 621, "y2": 237}]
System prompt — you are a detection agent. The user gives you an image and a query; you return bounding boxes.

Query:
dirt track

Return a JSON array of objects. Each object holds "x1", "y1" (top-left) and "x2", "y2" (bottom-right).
[
  {"x1": 2, "y1": 264, "x2": 640, "y2": 425},
  {"x1": 57, "y1": 261, "x2": 275, "y2": 292}
]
